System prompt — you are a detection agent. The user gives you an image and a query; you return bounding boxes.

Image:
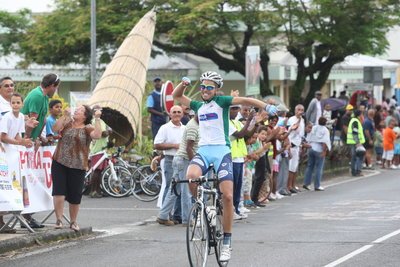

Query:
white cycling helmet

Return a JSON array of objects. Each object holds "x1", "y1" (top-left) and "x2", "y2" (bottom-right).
[{"x1": 200, "y1": 71, "x2": 224, "y2": 88}]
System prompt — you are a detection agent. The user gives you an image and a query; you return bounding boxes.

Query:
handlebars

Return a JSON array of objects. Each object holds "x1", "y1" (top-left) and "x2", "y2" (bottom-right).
[
  {"x1": 171, "y1": 164, "x2": 216, "y2": 196},
  {"x1": 171, "y1": 176, "x2": 219, "y2": 197},
  {"x1": 172, "y1": 176, "x2": 218, "y2": 185}
]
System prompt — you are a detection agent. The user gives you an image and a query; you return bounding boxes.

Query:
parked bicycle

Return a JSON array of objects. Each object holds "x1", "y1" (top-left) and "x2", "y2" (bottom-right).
[
  {"x1": 130, "y1": 164, "x2": 162, "y2": 202},
  {"x1": 97, "y1": 146, "x2": 161, "y2": 201},
  {"x1": 172, "y1": 165, "x2": 226, "y2": 267},
  {"x1": 82, "y1": 150, "x2": 129, "y2": 196},
  {"x1": 100, "y1": 147, "x2": 136, "y2": 198}
]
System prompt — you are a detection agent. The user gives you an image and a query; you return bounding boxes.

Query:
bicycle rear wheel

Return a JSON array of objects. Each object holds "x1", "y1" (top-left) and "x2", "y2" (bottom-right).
[
  {"x1": 101, "y1": 165, "x2": 133, "y2": 198},
  {"x1": 187, "y1": 203, "x2": 209, "y2": 267},
  {"x1": 131, "y1": 165, "x2": 160, "y2": 202},
  {"x1": 82, "y1": 171, "x2": 106, "y2": 195},
  {"x1": 140, "y1": 166, "x2": 161, "y2": 196}
]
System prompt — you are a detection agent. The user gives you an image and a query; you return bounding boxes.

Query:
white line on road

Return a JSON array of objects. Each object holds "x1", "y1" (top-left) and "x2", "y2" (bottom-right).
[
  {"x1": 324, "y1": 228, "x2": 400, "y2": 267},
  {"x1": 372, "y1": 228, "x2": 400, "y2": 243},
  {"x1": 79, "y1": 207, "x2": 159, "y2": 211},
  {"x1": 4, "y1": 223, "x2": 149, "y2": 260},
  {"x1": 324, "y1": 170, "x2": 380, "y2": 189}
]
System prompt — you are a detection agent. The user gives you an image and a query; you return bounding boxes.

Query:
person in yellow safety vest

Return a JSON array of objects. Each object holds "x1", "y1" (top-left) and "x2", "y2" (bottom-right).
[
  {"x1": 346, "y1": 110, "x2": 366, "y2": 176},
  {"x1": 229, "y1": 105, "x2": 255, "y2": 220}
]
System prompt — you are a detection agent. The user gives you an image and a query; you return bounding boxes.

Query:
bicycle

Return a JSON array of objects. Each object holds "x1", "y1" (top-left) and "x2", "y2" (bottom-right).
[
  {"x1": 99, "y1": 147, "x2": 162, "y2": 201},
  {"x1": 100, "y1": 147, "x2": 134, "y2": 198},
  {"x1": 130, "y1": 164, "x2": 162, "y2": 202},
  {"x1": 107, "y1": 148, "x2": 162, "y2": 201},
  {"x1": 172, "y1": 166, "x2": 226, "y2": 267},
  {"x1": 83, "y1": 150, "x2": 115, "y2": 195}
]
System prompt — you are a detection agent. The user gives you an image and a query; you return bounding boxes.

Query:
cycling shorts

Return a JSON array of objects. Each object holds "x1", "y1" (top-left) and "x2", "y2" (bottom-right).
[{"x1": 190, "y1": 145, "x2": 233, "y2": 181}]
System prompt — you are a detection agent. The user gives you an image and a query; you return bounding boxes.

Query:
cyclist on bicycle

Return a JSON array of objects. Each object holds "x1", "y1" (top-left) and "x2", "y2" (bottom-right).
[{"x1": 173, "y1": 71, "x2": 278, "y2": 262}]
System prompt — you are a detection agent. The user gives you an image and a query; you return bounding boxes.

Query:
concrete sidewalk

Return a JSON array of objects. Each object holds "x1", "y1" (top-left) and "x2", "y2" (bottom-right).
[{"x1": 0, "y1": 225, "x2": 93, "y2": 255}]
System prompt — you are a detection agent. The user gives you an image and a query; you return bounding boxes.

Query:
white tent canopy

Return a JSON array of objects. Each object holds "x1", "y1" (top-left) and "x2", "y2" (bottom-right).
[{"x1": 270, "y1": 51, "x2": 398, "y2": 70}]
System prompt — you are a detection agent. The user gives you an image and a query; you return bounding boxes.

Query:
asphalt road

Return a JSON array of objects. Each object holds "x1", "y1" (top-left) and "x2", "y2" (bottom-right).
[{"x1": 1, "y1": 169, "x2": 400, "y2": 267}]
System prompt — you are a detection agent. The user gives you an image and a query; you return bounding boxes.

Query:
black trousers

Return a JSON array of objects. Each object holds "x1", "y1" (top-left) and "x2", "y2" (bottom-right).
[{"x1": 251, "y1": 155, "x2": 266, "y2": 202}]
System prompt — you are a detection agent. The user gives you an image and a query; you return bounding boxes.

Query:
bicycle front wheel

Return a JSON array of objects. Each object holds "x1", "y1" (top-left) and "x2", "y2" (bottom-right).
[
  {"x1": 187, "y1": 203, "x2": 209, "y2": 267},
  {"x1": 131, "y1": 165, "x2": 160, "y2": 202},
  {"x1": 102, "y1": 165, "x2": 133, "y2": 198},
  {"x1": 214, "y1": 204, "x2": 225, "y2": 266}
]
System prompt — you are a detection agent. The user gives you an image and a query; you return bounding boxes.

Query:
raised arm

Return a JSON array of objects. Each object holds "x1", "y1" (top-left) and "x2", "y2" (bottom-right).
[
  {"x1": 173, "y1": 80, "x2": 192, "y2": 107},
  {"x1": 90, "y1": 110, "x2": 103, "y2": 140},
  {"x1": 231, "y1": 97, "x2": 277, "y2": 116},
  {"x1": 53, "y1": 108, "x2": 72, "y2": 133}
]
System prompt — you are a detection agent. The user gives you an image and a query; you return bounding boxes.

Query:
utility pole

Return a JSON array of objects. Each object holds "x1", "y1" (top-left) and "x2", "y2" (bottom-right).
[{"x1": 90, "y1": 0, "x2": 96, "y2": 91}]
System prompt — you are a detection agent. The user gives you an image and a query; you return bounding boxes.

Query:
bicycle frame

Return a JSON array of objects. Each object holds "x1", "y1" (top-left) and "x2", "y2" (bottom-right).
[
  {"x1": 85, "y1": 151, "x2": 117, "y2": 181},
  {"x1": 85, "y1": 152, "x2": 105, "y2": 177},
  {"x1": 196, "y1": 183, "x2": 221, "y2": 248}
]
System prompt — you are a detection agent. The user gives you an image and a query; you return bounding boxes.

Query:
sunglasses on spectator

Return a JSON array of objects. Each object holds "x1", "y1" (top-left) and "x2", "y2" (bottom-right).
[
  {"x1": 2, "y1": 83, "x2": 14, "y2": 88},
  {"x1": 199, "y1": 84, "x2": 216, "y2": 91},
  {"x1": 171, "y1": 111, "x2": 182, "y2": 114}
]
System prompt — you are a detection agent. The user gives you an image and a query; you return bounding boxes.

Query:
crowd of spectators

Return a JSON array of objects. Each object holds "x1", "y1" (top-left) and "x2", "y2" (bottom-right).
[{"x1": 154, "y1": 87, "x2": 400, "y2": 226}]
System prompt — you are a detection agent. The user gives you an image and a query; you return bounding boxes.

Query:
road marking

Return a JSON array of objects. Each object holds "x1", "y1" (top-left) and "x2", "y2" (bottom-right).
[
  {"x1": 79, "y1": 207, "x2": 159, "y2": 211},
  {"x1": 325, "y1": 170, "x2": 379, "y2": 188},
  {"x1": 324, "y1": 228, "x2": 400, "y2": 267},
  {"x1": 373, "y1": 228, "x2": 400, "y2": 243},
  {"x1": 3, "y1": 241, "x2": 79, "y2": 260},
  {"x1": 92, "y1": 221, "x2": 146, "y2": 239},
  {"x1": 2, "y1": 223, "x2": 148, "y2": 260}
]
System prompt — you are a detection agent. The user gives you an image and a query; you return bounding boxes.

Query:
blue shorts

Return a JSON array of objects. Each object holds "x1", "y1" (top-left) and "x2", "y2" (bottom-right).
[
  {"x1": 190, "y1": 145, "x2": 233, "y2": 181},
  {"x1": 375, "y1": 147, "x2": 383, "y2": 156},
  {"x1": 394, "y1": 144, "x2": 400, "y2": 155}
]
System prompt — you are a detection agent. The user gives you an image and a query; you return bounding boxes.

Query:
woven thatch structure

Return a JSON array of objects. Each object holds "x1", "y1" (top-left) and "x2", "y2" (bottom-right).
[{"x1": 88, "y1": 9, "x2": 156, "y2": 146}]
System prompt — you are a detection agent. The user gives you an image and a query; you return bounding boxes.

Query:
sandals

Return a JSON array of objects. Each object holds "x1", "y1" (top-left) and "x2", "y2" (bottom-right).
[
  {"x1": 55, "y1": 219, "x2": 63, "y2": 229},
  {"x1": 70, "y1": 221, "x2": 80, "y2": 232}
]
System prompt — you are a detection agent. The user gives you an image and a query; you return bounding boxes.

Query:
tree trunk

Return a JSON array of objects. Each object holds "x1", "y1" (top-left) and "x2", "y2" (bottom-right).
[
  {"x1": 260, "y1": 75, "x2": 272, "y2": 97},
  {"x1": 260, "y1": 52, "x2": 272, "y2": 97},
  {"x1": 304, "y1": 62, "x2": 336, "y2": 105},
  {"x1": 290, "y1": 65, "x2": 307, "y2": 111}
]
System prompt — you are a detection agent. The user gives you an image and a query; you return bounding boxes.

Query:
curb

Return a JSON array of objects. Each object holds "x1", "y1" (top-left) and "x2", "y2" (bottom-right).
[{"x1": 0, "y1": 226, "x2": 93, "y2": 255}]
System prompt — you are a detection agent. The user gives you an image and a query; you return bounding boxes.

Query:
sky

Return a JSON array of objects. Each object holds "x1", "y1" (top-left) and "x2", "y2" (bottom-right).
[{"x1": 0, "y1": 0, "x2": 55, "y2": 13}]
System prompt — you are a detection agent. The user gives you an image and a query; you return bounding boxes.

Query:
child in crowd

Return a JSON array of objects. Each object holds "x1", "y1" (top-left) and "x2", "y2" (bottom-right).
[
  {"x1": 243, "y1": 132, "x2": 259, "y2": 208},
  {"x1": 275, "y1": 127, "x2": 291, "y2": 197},
  {"x1": 270, "y1": 127, "x2": 287, "y2": 200},
  {"x1": 45, "y1": 99, "x2": 62, "y2": 144},
  {"x1": 265, "y1": 116, "x2": 279, "y2": 201},
  {"x1": 0, "y1": 93, "x2": 33, "y2": 149},
  {"x1": 382, "y1": 119, "x2": 398, "y2": 169},
  {"x1": 250, "y1": 125, "x2": 275, "y2": 207},
  {"x1": 393, "y1": 126, "x2": 400, "y2": 167},
  {"x1": 373, "y1": 122, "x2": 384, "y2": 165}
]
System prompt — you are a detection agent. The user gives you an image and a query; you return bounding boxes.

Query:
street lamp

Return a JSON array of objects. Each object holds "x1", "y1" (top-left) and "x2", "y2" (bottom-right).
[{"x1": 90, "y1": 0, "x2": 96, "y2": 91}]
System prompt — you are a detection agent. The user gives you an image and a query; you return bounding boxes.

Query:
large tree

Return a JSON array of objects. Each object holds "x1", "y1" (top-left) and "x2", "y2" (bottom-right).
[
  {"x1": 272, "y1": 0, "x2": 400, "y2": 109},
  {"x1": 0, "y1": 9, "x2": 32, "y2": 57},
  {"x1": 152, "y1": 0, "x2": 281, "y2": 96},
  {"x1": 16, "y1": 0, "x2": 148, "y2": 67},
  {"x1": 6, "y1": 0, "x2": 281, "y2": 96},
  {"x1": 3, "y1": 0, "x2": 399, "y2": 106}
]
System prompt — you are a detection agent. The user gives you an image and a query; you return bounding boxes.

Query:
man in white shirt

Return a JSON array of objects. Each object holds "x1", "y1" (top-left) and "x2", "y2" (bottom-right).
[
  {"x1": 154, "y1": 105, "x2": 185, "y2": 223},
  {"x1": 288, "y1": 104, "x2": 305, "y2": 193},
  {"x1": 0, "y1": 77, "x2": 14, "y2": 115},
  {"x1": 0, "y1": 77, "x2": 15, "y2": 233}
]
